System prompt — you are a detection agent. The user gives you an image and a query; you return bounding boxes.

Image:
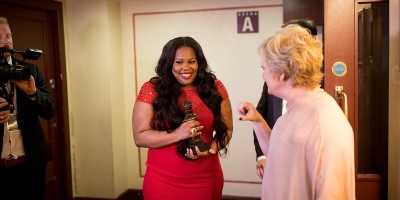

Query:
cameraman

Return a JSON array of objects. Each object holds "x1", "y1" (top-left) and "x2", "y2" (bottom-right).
[{"x1": 0, "y1": 17, "x2": 55, "y2": 200}]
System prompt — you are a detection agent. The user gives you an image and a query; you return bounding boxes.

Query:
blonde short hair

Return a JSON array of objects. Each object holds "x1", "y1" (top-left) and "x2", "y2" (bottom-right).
[
  {"x1": 0, "y1": 17, "x2": 8, "y2": 25},
  {"x1": 258, "y1": 24, "x2": 323, "y2": 89}
]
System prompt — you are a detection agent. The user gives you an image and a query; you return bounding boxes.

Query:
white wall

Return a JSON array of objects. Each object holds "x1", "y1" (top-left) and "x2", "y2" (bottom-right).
[
  {"x1": 61, "y1": 0, "x2": 400, "y2": 198},
  {"x1": 121, "y1": 0, "x2": 283, "y2": 197}
]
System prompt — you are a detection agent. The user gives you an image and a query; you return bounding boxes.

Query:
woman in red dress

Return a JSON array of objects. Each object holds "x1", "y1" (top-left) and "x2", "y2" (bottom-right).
[{"x1": 132, "y1": 36, "x2": 233, "y2": 200}]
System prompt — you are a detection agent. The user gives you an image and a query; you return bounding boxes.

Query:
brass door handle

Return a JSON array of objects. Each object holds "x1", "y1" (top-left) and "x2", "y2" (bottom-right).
[{"x1": 335, "y1": 86, "x2": 348, "y2": 119}]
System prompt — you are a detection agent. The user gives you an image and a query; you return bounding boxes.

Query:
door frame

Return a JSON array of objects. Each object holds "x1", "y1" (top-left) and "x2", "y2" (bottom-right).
[{"x1": 324, "y1": 0, "x2": 388, "y2": 199}]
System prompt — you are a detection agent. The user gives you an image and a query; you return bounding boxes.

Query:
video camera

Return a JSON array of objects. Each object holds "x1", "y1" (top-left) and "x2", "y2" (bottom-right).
[
  {"x1": 0, "y1": 47, "x2": 43, "y2": 112},
  {"x1": 0, "y1": 47, "x2": 42, "y2": 84}
]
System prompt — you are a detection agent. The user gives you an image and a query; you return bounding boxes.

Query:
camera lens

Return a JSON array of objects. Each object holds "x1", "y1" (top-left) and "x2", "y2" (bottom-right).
[{"x1": 0, "y1": 64, "x2": 31, "y2": 83}]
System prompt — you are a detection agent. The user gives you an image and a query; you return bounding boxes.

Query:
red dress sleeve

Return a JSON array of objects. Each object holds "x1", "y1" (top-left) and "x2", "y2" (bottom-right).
[
  {"x1": 215, "y1": 79, "x2": 229, "y2": 100},
  {"x1": 136, "y1": 81, "x2": 158, "y2": 104}
]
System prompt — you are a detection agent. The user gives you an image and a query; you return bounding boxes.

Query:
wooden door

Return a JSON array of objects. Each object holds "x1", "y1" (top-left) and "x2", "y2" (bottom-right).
[
  {"x1": 324, "y1": 0, "x2": 389, "y2": 199},
  {"x1": 0, "y1": 1, "x2": 71, "y2": 200}
]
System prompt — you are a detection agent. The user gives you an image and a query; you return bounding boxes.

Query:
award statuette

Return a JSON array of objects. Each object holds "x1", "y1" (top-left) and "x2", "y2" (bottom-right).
[{"x1": 182, "y1": 100, "x2": 210, "y2": 154}]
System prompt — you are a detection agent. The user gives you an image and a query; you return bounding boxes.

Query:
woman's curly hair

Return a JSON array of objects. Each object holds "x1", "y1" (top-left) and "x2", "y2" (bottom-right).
[
  {"x1": 258, "y1": 24, "x2": 323, "y2": 89},
  {"x1": 149, "y1": 36, "x2": 229, "y2": 157}
]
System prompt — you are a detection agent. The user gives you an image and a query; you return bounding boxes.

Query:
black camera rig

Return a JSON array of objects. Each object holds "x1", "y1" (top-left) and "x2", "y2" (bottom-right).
[
  {"x1": 0, "y1": 47, "x2": 43, "y2": 112},
  {"x1": 0, "y1": 47, "x2": 42, "y2": 83}
]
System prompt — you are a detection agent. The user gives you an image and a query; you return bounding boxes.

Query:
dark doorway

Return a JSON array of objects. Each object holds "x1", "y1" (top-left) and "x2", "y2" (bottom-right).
[{"x1": 0, "y1": 1, "x2": 71, "y2": 200}]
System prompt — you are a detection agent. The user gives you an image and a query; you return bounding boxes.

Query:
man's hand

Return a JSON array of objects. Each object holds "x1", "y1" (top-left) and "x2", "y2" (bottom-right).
[
  {"x1": 12, "y1": 75, "x2": 36, "y2": 96},
  {"x1": 256, "y1": 158, "x2": 266, "y2": 179},
  {"x1": 0, "y1": 102, "x2": 10, "y2": 124}
]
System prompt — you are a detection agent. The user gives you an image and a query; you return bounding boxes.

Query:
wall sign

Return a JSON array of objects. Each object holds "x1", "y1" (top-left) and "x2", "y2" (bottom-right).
[
  {"x1": 237, "y1": 11, "x2": 259, "y2": 33},
  {"x1": 332, "y1": 61, "x2": 348, "y2": 77}
]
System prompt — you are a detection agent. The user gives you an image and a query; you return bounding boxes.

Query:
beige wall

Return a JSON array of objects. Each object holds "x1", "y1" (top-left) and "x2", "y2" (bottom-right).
[
  {"x1": 61, "y1": 0, "x2": 400, "y2": 199},
  {"x1": 63, "y1": 0, "x2": 127, "y2": 198},
  {"x1": 388, "y1": 0, "x2": 400, "y2": 199}
]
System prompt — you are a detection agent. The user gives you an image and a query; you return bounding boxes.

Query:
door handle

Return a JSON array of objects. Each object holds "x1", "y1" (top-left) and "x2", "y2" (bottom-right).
[
  {"x1": 49, "y1": 79, "x2": 55, "y2": 89},
  {"x1": 335, "y1": 86, "x2": 348, "y2": 119}
]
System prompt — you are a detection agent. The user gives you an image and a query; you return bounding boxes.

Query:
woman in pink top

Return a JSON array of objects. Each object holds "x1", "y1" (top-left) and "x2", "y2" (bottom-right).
[{"x1": 237, "y1": 25, "x2": 355, "y2": 199}]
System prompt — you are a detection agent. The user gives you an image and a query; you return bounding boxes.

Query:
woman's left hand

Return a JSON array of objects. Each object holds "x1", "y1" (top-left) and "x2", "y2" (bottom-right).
[{"x1": 185, "y1": 146, "x2": 215, "y2": 160}]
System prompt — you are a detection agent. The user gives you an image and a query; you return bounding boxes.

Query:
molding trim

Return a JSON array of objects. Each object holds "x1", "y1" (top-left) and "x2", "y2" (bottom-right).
[{"x1": 74, "y1": 189, "x2": 260, "y2": 200}]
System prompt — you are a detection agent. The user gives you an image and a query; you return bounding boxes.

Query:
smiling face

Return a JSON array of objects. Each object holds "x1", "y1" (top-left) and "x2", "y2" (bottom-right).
[{"x1": 172, "y1": 46, "x2": 198, "y2": 88}]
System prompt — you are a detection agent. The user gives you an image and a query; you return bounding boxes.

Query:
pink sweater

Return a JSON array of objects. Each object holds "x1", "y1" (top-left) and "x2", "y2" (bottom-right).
[{"x1": 260, "y1": 88, "x2": 355, "y2": 200}]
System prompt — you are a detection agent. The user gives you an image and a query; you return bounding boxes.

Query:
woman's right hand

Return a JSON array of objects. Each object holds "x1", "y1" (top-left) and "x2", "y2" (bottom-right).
[
  {"x1": 237, "y1": 102, "x2": 262, "y2": 122},
  {"x1": 175, "y1": 120, "x2": 203, "y2": 140}
]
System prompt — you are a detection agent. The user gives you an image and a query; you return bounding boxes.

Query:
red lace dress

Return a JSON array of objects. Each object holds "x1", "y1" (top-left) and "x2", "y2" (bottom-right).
[{"x1": 136, "y1": 79, "x2": 229, "y2": 200}]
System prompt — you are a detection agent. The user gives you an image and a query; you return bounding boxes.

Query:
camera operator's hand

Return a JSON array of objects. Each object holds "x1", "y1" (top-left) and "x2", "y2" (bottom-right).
[
  {"x1": 12, "y1": 75, "x2": 37, "y2": 96},
  {"x1": 0, "y1": 102, "x2": 10, "y2": 124}
]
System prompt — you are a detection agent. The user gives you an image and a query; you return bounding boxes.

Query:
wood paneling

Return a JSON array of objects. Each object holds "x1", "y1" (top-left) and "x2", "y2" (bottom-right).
[{"x1": 283, "y1": 0, "x2": 323, "y2": 25}]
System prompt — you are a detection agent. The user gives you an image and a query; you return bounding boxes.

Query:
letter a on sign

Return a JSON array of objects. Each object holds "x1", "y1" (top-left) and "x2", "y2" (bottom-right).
[
  {"x1": 237, "y1": 11, "x2": 259, "y2": 33},
  {"x1": 242, "y1": 17, "x2": 254, "y2": 32}
]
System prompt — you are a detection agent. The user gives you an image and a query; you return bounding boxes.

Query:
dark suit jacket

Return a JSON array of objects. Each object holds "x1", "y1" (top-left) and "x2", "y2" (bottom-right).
[
  {"x1": 253, "y1": 83, "x2": 282, "y2": 159},
  {"x1": 0, "y1": 57, "x2": 55, "y2": 165}
]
